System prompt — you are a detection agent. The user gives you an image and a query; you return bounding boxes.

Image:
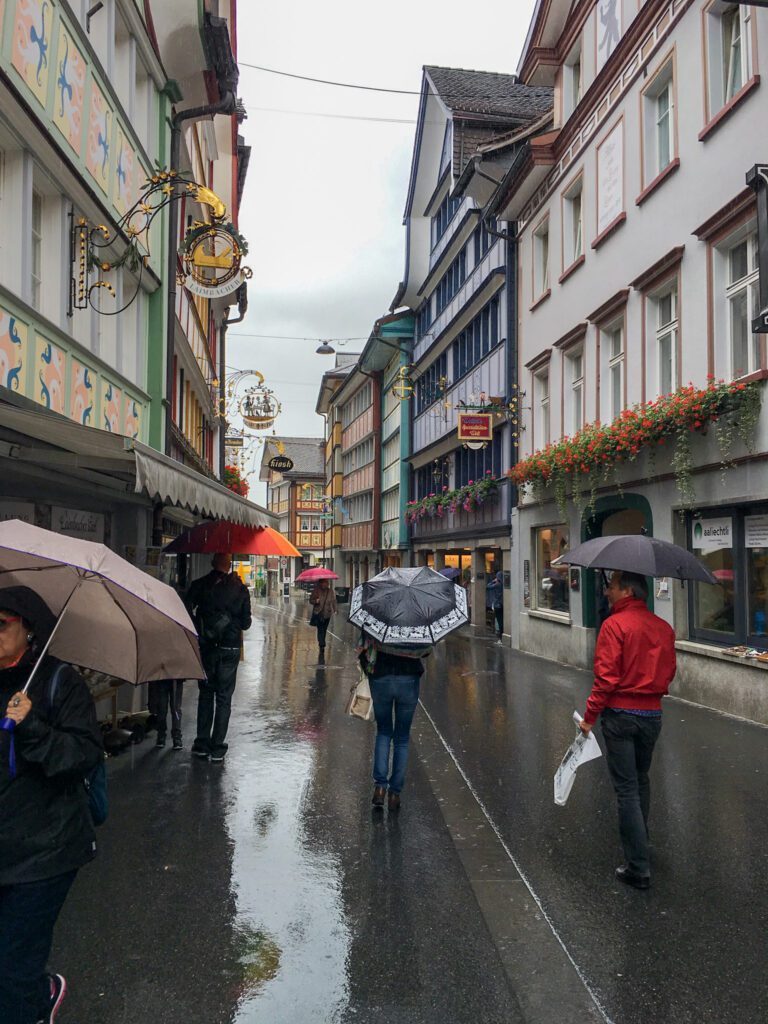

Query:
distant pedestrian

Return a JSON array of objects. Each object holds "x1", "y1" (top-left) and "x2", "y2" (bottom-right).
[
  {"x1": 0, "y1": 586, "x2": 103, "y2": 1024},
  {"x1": 185, "y1": 553, "x2": 252, "y2": 763},
  {"x1": 579, "y1": 570, "x2": 676, "y2": 889},
  {"x1": 486, "y1": 571, "x2": 504, "y2": 641},
  {"x1": 309, "y1": 580, "x2": 336, "y2": 662},
  {"x1": 148, "y1": 679, "x2": 184, "y2": 750},
  {"x1": 359, "y1": 631, "x2": 431, "y2": 812}
]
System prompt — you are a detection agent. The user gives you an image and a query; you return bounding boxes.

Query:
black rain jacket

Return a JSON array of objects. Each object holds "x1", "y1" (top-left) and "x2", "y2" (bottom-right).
[
  {"x1": 185, "y1": 570, "x2": 252, "y2": 649},
  {"x1": 0, "y1": 654, "x2": 104, "y2": 886}
]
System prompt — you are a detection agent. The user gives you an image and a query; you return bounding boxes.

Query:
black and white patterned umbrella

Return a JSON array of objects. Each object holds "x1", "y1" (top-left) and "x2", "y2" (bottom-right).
[{"x1": 348, "y1": 566, "x2": 468, "y2": 644}]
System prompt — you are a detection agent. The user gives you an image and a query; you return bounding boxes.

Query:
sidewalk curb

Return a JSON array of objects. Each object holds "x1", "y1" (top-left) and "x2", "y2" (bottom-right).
[{"x1": 413, "y1": 705, "x2": 613, "y2": 1024}]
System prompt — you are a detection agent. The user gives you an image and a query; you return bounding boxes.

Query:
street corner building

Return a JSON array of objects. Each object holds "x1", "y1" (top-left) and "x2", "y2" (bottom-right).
[
  {"x1": 0, "y1": 0, "x2": 274, "y2": 711},
  {"x1": 485, "y1": 0, "x2": 768, "y2": 723}
]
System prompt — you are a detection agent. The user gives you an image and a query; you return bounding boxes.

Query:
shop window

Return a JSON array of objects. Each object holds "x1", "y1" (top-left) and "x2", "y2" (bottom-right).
[
  {"x1": 689, "y1": 507, "x2": 768, "y2": 647},
  {"x1": 534, "y1": 525, "x2": 570, "y2": 615}
]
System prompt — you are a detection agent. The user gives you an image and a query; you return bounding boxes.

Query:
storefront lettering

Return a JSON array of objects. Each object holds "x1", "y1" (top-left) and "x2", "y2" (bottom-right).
[{"x1": 52, "y1": 506, "x2": 105, "y2": 542}]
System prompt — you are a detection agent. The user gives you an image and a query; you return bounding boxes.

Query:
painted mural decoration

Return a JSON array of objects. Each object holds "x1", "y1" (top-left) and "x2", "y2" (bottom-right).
[
  {"x1": 35, "y1": 335, "x2": 65, "y2": 414},
  {"x1": 52, "y1": 23, "x2": 86, "y2": 153},
  {"x1": 112, "y1": 125, "x2": 134, "y2": 215},
  {"x1": 0, "y1": 309, "x2": 27, "y2": 393},
  {"x1": 101, "y1": 380, "x2": 122, "y2": 433},
  {"x1": 86, "y1": 78, "x2": 113, "y2": 192},
  {"x1": 123, "y1": 394, "x2": 142, "y2": 440},
  {"x1": 597, "y1": 0, "x2": 622, "y2": 71},
  {"x1": 69, "y1": 358, "x2": 94, "y2": 426},
  {"x1": 11, "y1": 0, "x2": 54, "y2": 107}
]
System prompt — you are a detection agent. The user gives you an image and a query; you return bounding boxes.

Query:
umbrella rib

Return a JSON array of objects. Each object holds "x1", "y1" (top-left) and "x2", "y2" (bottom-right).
[{"x1": 100, "y1": 579, "x2": 141, "y2": 681}]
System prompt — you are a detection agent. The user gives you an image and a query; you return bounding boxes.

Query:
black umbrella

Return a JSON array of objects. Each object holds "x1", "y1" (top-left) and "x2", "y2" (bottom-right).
[
  {"x1": 348, "y1": 566, "x2": 468, "y2": 643},
  {"x1": 553, "y1": 535, "x2": 718, "y2": 584}
]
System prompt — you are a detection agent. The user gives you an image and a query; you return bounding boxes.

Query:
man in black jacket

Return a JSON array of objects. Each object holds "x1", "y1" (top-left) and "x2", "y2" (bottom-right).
[
  {"x1": 0, "y1": 586, "x2": 103, "y2": 1024},
  {"x1": 185, "y1": 553, "x2": 252, "y2": 762}
]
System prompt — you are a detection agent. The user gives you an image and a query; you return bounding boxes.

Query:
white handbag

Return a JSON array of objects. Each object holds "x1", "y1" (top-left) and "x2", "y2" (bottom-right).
[{"x1": 345, "y1": 670, "x2": 374, "y2": 721}]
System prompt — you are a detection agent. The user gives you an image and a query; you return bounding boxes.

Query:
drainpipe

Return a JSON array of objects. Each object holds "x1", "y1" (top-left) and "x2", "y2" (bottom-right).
[
  {"x1": 164, "y1": 90, "x2": 237, "y2": 456},
  {"x1": 506, "y1": 223, "x2": 519, "y2": 520},
  {"x1": 218, "y1": 282, "x2": 248, "y2": 476}
]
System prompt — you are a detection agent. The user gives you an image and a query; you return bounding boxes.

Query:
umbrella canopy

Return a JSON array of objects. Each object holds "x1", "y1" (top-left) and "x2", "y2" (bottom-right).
[
  {"x1": 553, "y1": 534, "x2": 718, "y2": 584},
  {"x1": 295, "y1": 568, "x2": 339, "y2": 582},
  {"x1": 165, "y1": 522, "x2": 301, "y2": 558},
  {"x1": 348, "y1": 566, "x2": 468, "y2": 644},
  {"x1": 438, "y1": 566, "x2": 461, "y2": 580},
  {"x1": 0, "y1": 519, "x2": 204, "y2": 686}
]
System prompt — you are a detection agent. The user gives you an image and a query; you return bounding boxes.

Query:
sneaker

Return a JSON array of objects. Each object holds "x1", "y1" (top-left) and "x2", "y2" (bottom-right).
[
  {"x1": 43, "y1": 973, "x2": 67, "y2": 1022},
  {"x1": 210, "y1": 752, "x2": 226, "y2": 763},
  {"x1": 172, "y1": 738, "x2": 183, "y2": 751},
  {"x1": 191, "y1": 746, "x2": 210, "y2": 759},
  {"x1": 155, "y1": 735, "x2": 166, "y2": 748}
]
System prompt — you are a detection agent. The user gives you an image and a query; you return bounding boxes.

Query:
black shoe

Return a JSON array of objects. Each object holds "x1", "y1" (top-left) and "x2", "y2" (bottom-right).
[
  {"x1": 172, "y1": 738, "x2": 183, "y2": 751},
  {"x1": 387, "y1": 791, "x2": 401, "y2": 812},
  {"x1": 318, "y1": 649, "x2": 325, "y2": 663},
  {"x1": 191, "y1": 743, "x2": 210, "y2": 759},
  {"x1": 372, "y1": 785, "x2": 386, "y2": 807},
  {"x1": 42, "y1": 973, "x2": 67, "y2": 1022},
  {"x1": 615, "y1": 865, "x2": 651, "y2": 889},
  {"x1": 155, "y1": 735, "x2": 166, "y2": 748},
  {"x1": 211, "y1": 746, "x2": 228, "y2": 763}
]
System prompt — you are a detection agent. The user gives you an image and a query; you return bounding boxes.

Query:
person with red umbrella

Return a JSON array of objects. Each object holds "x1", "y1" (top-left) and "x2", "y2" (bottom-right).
[
  {"x1": 185, "y1": 553, "x2": 252, "y2": 763},
  {"x1": 306, "y1": 573, "x2": 337, "y2": 663}
]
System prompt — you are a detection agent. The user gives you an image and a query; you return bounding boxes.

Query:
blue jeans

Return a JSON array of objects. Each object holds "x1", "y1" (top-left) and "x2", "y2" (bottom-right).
[
  {"x1": 0, "y1": 869, "x2": 77, "y2": 1024},
  {"x1": 370, "y1": 674, "x2": 420, "y2": 794},
  {"x1": 601, "y1": 710, "x2": 662, "y2": 876}
]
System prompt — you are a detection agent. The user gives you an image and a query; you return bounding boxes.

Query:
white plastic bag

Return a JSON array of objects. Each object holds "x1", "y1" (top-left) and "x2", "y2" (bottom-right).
[
  {"x1": 345, "y1": 670, "x2": 374, "y2": 721},
  {"x1": 554, "y1": 711, "x2": 602, "y2": 806}
]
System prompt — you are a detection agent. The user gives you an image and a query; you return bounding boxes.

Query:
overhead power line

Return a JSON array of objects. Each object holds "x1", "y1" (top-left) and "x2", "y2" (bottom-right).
[
  {"x1": 228, "y1": 333, "x2": 366, "y2": 342},
  {"x1": 240, "y1": 62, "x2": 423, "y2": 95},
  {"x1": 246, "y1": 105, "x2": 417, "y2": 125}
]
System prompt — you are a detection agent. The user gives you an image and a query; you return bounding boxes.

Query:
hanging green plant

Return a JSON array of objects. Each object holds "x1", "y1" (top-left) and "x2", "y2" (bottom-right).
[{"x1": 510, "y1": 378, "x2": 762, "y2": 518}]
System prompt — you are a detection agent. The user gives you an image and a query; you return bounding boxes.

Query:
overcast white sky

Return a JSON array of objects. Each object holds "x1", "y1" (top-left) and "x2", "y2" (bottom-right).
[{"x1": 229, "y1": 0, "x2": 537, "y2": 503}]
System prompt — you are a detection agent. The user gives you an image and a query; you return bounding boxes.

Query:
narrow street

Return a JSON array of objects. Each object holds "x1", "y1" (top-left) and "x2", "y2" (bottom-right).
[{"x1": 54, "y1": 600, "x2": 768, "y2": 1024}]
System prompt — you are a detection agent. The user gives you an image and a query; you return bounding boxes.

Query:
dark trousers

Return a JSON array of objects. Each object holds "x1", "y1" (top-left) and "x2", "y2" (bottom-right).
[
  {"x1": 148, "y1": 679, "x2": 183, "y2": 741},
  {"x1": 494, "y1": 606, "x2": 503, "y2": 635},
  {"x1": 315, "y1": 618, "x2": 329, "y2": 649},
  {"x1": 195, "y1": 646, "x2": 240, "y2": 755},
  {"x1": 0, "y1": 869, "x2": 77, "y2": 1024},
  {"x1": 601, "y1": 711, "x2": 662, "y2": 876}
]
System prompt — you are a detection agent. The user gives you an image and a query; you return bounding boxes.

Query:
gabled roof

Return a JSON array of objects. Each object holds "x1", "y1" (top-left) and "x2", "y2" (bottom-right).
[
  {"x1": 425, "y1": 66, "x2": 553, "y2": 121},
  {"x1": 259, "y1": 437, "x2": 325, "y2": 482}
]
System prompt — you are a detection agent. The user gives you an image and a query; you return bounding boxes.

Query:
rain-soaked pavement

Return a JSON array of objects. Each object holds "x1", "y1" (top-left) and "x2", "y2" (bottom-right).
[{"x1": 53, "y1": 598, "x2": 768, "y2": 1024}]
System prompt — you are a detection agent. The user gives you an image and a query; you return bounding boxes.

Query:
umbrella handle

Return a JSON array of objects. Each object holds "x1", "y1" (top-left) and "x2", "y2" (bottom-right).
[
  {"x1": 21, "y1": 579, "x2": 84, "y2": 695},
  {"x1": 0, "y1": 718, "x2": 16, "y2": 778}
]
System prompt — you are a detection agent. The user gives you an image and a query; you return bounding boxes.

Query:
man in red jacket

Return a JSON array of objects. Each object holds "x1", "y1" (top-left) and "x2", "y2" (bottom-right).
[{"x1": 579, "y1": 570, "x2": 676, "y2": 889}]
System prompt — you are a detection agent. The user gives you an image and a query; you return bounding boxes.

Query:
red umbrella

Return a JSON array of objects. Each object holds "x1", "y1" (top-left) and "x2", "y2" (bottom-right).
[
  {"x1": 164, "y1": 522, "x2": 301, "y2": 557},
  {"x1": 295, "y1": 568, "x2": 339, "y2": 582}
]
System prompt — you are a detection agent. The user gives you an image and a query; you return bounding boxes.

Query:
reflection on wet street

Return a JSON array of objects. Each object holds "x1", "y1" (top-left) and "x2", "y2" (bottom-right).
[{"x1": 53, "y1": 599, "x2": 768, "y2": 1024}]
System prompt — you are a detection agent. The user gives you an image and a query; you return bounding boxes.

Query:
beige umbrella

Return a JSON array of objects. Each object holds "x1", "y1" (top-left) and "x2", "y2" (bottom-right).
[{"x1": 0, "y1": 519, "x2": 204, "y2": 689}]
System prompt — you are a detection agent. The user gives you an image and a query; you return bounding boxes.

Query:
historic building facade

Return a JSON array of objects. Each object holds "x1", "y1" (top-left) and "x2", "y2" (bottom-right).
[
  {"x1": 259, "y1": 437, "x2": 326, "y2": 581},
  {"x1": 392, "y1": 65, "x2": 553, "y2": 631},
  {"x1": 487, "y1": 0, "x2": 768, "y2": 721}
]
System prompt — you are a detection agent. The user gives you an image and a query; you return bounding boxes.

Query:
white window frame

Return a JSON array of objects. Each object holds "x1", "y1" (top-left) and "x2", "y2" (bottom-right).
[
  {"x1": 563, "y1": 42, "x2": 583, "y2": 120},
  {"x1": 534, "y1": 369, "x2": 551, "y2": 447},
  {"x1": 562, "y1": 176, "x2": 584, "y2": 270},
  {"x1": 705, "y1": 1, "x2": 753, "y2": 117},
  {"x1": 604, "y1": 322, "x2": 625, "y2": 421},
  {"x1": 652, "y1": 284, "x2": 678, "y2": 398},
  {"x1": 566, "y1": 348, "x2": 584, "y2": 435},
  {"x1": 533, "y1": 218, "x2": 550, "y2": 299},
  {"x1": 725, "y1": 232, "x2": 760, "y2": 379},
  {"x1": 641, "y1": 58, "x2": 675, "y2": 187}
]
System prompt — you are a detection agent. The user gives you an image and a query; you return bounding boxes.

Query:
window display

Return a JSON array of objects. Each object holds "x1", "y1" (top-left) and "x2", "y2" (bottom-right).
[{"x1": 535, "y1": 526, "x2": 570, "y2": 615}]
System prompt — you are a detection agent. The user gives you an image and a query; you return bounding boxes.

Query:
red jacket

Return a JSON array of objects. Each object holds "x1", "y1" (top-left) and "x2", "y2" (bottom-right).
[{"x1": 584, "y1": 596, "x2": 676, "y2": 725}]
